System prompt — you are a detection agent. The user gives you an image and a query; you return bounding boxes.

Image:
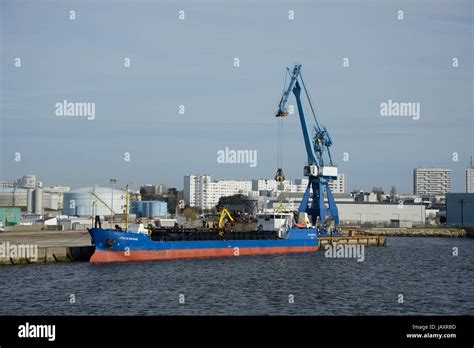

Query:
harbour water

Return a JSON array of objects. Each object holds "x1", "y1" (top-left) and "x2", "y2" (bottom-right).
[{"x1": 0, "y1": 237, "x2": 472, "y2": 315}]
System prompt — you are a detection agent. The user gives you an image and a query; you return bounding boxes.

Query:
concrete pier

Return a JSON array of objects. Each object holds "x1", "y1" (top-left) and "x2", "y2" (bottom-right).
[
  {"x1": 0, "y1": 230, "x2": 93, "y2": 265},
  {"x1": 319, "y1": 235, "x2": 387, "y2": 248},
  {"x1": 358, "y1": 227, "x2": 466, "y2": 237}
]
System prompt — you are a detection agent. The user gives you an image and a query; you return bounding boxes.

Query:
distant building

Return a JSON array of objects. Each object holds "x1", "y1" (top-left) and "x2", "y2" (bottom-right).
[
  {"x1": 446, "y1": 193, "x2": 474, "y2": 227},
  {"x1": 252, "y1": 174, "x2": 346, "y2": 195},
  {"x1": 17, "y1": 175, "x2": 37, "y2": 188},
  {"x1": 43, "y1": 186, "x2": 70, "y2": 210},
  {"x1": 332, "y1": 174, "x2": 347, "y2": 194},
  {"x1": 0, "y1": 176, "x2": 68, "y2": 212},
  {"x1": 0, "y1": 187, "x2": 58, "y2": 213},
  {"x1": 351, "y1": 191, "x2": 378, "y2": 203},
  {"x1": 466, "y1": 168, "x2": 474, "y2": 193},
  {"x1": 0, "y1": 188, "x2": 28, "y2": 207},
  {"x1": 270, "y1": 192, "x2": 354, "y2": 211},
  {"x1": 293, "y1": 174, "x2": 346, "y2": 194},
  {"x1": 0, "y1": 180, "x2": 15, "y2": 188},
  {"x1": 252, "y1": 179, "x2": 294, "y2": 192},
  {"x1": 186, "y1": 174, "x2": 347, "y2": 210},
  {"x1": 140, "y1": 184, "x2": 165, "y2": 196},
  {"x1": 0, "y1": 175, "x2": 37, "y2": 189},
  {"x1": 184, "y1": 175, "x2": 252, "y2": 210},
  {"x1": 413, "y1": 168, "x2": 452, "y2": 196}
]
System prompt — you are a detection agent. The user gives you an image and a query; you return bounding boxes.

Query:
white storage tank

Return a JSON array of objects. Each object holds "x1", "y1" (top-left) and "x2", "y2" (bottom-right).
[{"x1": 63, "y1": 186, "x2": 126, "y2": 216}]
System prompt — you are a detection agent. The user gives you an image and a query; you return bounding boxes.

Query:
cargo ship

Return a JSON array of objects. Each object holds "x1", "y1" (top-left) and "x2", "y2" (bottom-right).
[
  {"x1": 88, "y1": 212, "x2": 319, "y2": 263},
  {"x1": 87, "y1": 63, "x2": 347, "y2": 264}
]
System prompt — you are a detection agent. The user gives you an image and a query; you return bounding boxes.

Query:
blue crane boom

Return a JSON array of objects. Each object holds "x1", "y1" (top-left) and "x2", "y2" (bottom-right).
[{"x1": 276, "y1": 64, "x2": 340, "y2": 234}]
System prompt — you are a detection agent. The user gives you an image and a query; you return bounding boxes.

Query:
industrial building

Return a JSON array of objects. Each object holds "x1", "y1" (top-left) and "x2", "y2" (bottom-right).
[
  {"x1": 337, "y1": 202, "x2": 425, "y2": 225},
  {"x1": 0, "y1": 187, "x2": 54, "y2": 213},
  {"x1": 265, "y1": 198, "x2": 425, "y2": 225},
  {"x1": 0, "y1": 174, "x2": 38, "y2": 189},
  {"x1": 413, "y1": 168, "x2": 452, "y2": 196},
  {"x1": 63, "y1": 186, "x2": 126, "y2": 216},
  {"x1": 446, "y1": 193, "x2": 474, "y2": 227},
  {"x1": 0, "y1": 175, "x2": 70, "y2": 213}
]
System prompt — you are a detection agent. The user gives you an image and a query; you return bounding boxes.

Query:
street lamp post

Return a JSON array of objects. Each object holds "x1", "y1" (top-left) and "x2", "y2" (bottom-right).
[
  {"x1": 110, "y1": 178, "x2": 117, "y2": 227},
  {"x1": 421, "y1": 202, "x2": 424, "y2": 226},
  {"x1": 91, "y1": 201, "x2": 96, "y2": 227}
]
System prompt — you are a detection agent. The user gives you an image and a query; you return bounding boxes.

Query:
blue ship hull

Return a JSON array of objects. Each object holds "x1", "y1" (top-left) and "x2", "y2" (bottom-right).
[{"x1": 89, "y1": 227, "x2": 318, "y2": 263}]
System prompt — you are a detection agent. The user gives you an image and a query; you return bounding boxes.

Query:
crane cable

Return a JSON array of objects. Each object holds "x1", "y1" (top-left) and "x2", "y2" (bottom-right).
[
  {"x1": 277, "y1": 70, "x2": 289, "y2": 169},
  {"x1": 299, "y1": 72, "x2": 320, "y2": 130},
  {"x1": 275, "y1": 70, "x2": 292, "y2": 212}
]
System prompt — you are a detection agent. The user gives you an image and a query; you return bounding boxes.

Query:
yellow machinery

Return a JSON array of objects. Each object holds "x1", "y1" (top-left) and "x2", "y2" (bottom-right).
[
  {"x1": 217, "y1": 208, "x2": 234, "y2": 238},
  {"x1": 218, "y1": 208, "x2": 234, "y2": 229}
]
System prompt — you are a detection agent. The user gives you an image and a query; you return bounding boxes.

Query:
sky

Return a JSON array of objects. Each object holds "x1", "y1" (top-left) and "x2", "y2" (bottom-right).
[{"x1": 1, "y1": 0, "x2": 473, "y2": 193}]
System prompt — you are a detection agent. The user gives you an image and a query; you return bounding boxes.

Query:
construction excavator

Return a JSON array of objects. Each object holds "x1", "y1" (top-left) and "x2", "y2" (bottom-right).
[{"x1": 217, "y1": 208, "x2": 234, "y2": 238}]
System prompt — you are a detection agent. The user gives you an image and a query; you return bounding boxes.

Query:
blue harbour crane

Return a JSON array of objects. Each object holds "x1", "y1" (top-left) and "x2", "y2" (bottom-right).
[{"x1": 275, "y1": 64, "x2": 340, "y2": 235}]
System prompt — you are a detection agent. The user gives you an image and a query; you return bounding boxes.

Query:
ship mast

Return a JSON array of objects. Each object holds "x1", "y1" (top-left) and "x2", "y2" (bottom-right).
[{"x1": 125, "y1": 184, "x2": 129, "y2": 230}]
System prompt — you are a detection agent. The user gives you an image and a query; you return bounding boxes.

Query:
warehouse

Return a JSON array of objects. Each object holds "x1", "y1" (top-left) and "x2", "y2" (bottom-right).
[
  {"x1": 267, "y1": 197, "x2": 425, "y2": 225},
  {"x1": 337, "y1": 202, "x2": 425, "y2": 225}
]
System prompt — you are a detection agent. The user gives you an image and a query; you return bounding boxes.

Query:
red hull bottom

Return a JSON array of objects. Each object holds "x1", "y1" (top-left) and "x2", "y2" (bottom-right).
[{"x1": 90, "y1": 246, "x2": 318, "y2": 263}]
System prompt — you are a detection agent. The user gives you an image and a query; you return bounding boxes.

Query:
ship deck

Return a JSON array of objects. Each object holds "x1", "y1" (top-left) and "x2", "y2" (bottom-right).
[{"x1": 150, "y1": 227, "x2": 279, "y2": 242}]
